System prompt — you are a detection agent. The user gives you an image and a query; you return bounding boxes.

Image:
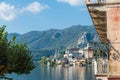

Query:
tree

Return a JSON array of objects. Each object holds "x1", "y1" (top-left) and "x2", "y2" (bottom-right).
[
  {"x1": 0, "y1": 26, "x2": 9, "y2": 75},
  {"x1": 40, "y1": 56, "x2": 47, "y2": 65},
  {"x1": 0, "y1": 25, "x2": 35, "y2": 79}
]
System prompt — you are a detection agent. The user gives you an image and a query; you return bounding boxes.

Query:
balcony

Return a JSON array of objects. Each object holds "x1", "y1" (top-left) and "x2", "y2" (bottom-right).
[{"x1": 86, "y1": 0, "x2": 106, "y2": 4}]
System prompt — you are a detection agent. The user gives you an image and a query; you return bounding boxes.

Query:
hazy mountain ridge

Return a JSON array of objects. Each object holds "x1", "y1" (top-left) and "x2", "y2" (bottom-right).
[
  {"x1": 7, "y1": 33, "x2": 21, "y2": 41},
  {"x1": 7, "y1": 25, "x2": 98, "y2": 58}
]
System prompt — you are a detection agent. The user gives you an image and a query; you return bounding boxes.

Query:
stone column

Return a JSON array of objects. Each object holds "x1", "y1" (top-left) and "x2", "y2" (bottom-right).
[{"x1": 107, "y1": 0, "x2": 120, "y2": 79}]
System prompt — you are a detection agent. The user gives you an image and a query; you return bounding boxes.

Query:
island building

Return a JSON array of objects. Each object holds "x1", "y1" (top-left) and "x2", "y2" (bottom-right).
[
  {"x1": 63, "y1": 41, "x2": 94, "y2": 66},
  {"x1": 86, "y1": 0, "x2": 120, "y2": 80}
]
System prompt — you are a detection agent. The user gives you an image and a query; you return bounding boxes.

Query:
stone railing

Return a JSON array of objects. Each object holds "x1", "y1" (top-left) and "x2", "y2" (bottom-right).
[
  {"x1": 94, "y1": 58, "x2": 109, "y2": 75},
  {"x1": 86, "y1": 0, "x2": 106, "y2": 4}
]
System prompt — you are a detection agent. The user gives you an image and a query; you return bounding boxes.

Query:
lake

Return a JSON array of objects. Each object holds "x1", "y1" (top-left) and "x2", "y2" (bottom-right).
[{"x1": 6, "y1": 65, "x2": 95, "y2": 80}]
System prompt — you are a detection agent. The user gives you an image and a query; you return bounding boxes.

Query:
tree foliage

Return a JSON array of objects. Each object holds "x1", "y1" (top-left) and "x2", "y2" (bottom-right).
[
  {"x1": 94, "y1": 42, "x2": 108, "y2": 58},
  {"x1": 40, "y1": 56, "x2": 47, "y2": 65},
  {"x1": 0, "y1": 25, "x2": 35, "y2": 77}
]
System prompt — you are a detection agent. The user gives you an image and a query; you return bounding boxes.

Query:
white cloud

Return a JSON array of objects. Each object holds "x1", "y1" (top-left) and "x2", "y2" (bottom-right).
[
  {"x1": 0, "y1": 2, "x2": 16, "y2": 21},
  {"x1": 57, "y1": 0, "x2": 87, "y2": 11},
  {"x1": 57, "y1": 0, "x2": 85, "y2": 6},
  {"x1": 0, "y1": 2, "x2": 48, "y2": 21},
  {"x1": 22, "y1": 2, "x2": 48, "y2": 13}
]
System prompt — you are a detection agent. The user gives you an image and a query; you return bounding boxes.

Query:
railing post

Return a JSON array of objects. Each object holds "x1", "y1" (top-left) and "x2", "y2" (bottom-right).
[
  {"x1": 85, "y1": 0, "x2": 90, "y2": 4},
  {"x1": 97, "y1": 0, "x2": 101, "y2": 3}
]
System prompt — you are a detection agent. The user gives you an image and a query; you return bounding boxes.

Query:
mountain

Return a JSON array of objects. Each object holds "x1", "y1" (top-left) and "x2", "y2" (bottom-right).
[
  {"x1": 7, "y1": 33, "x2": 21, "y2": 41},
  {"x1": 8, "y1": 25, "x2": 99, "y2": 58}
]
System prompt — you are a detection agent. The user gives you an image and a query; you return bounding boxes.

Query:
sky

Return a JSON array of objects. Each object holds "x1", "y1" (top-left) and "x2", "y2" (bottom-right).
[{"x1": 0, "y1": 0, "x2": 93, "y2": 34}]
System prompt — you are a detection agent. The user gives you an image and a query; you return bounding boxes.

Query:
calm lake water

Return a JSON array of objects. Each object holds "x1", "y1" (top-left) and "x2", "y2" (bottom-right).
[{"x1": 6, "y1": 64, "x2": 95, "y2": 80}]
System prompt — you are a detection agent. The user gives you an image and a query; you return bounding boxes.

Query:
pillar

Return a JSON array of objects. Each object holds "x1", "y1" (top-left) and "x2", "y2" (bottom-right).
[{"x1": 107, "y1": 0, "x2": 120, "y2": 79}]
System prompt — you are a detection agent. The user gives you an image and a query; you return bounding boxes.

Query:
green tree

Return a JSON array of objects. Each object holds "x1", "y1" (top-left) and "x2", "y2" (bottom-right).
[
  {"x1": 0, "y1": 26, "x2": 8, "y2": 75},
  {"x1": 0, "y1": 25, "x2": 35, "y2": 79},
  {"x1": 40, "y1": 56, "x2": 47, "y2": 65}
]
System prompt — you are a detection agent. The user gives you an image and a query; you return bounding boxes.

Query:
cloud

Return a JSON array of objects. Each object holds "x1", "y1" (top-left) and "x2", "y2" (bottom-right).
[
  {"x1": 57, "y1": 0, "x2": 87, "y2": 11},
  {"x1": 57, "y1": 0, "x2": 85, "y2": 6},
  {"x1": 22, "y1": 2, "x2": 48, "y2": 13},
  {"x1": 0, "y1": 2, "x2": 48, "y2": 21},
  {"x1": 0, "y1": 2, "x2": 16, "y2": 21}
]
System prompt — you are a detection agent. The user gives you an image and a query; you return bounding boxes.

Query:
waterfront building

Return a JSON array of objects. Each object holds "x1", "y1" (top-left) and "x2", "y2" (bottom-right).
[
  {"x1": 65, "y1": 48, "x2": 84, "y2": 59},
  {"x1": 63, "y1": 42, "x2": 94, "y2": 66}
]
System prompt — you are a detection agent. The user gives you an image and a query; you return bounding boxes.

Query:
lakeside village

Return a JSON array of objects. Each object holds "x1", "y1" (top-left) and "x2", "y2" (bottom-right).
[
  {"x1": 40, "y1": 43, "x2": 94, "y2": 67},
  {"x1": 39, "y1": 32, "x2": 109, "y2": 76}
]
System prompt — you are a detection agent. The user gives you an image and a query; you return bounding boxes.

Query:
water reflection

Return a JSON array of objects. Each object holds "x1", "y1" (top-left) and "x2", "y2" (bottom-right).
[
  {"x1": 6, "y1": 65, "x2": 95, "y2": 80},
  {"x1": 85, "y1": 66, "x2": 96, "y2": 80},
  {"x1": 40, "y1": 66, "x2": 95, "y2": 80}
]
